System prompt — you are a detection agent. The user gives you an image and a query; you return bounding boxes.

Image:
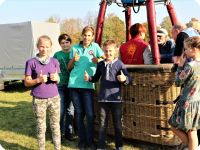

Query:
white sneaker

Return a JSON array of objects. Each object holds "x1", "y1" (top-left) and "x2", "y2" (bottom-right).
[
  {"x1": 196, "y1": 145, "x2": 200, "y2": 150},
  {"x1": 116, "y1": 147, "x2": 123, "y2": 150},
  {"x1": 0, "y1": 144, "x2": 5, "y2": 150}
]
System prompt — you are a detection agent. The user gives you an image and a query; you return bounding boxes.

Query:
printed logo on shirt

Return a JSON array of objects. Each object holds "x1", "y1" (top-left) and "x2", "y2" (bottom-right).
[
  {"x1": 89, "y1": 50, "x2": 94, "y2": 56},
  {"x1": 127, "y1": 43, "x2": 137, "y2": 57}
]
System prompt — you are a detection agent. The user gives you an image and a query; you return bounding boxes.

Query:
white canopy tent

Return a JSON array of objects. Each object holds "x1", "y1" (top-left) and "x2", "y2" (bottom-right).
[{"x1": 0, "y1": 21, "x2": 61, "y2": 89}]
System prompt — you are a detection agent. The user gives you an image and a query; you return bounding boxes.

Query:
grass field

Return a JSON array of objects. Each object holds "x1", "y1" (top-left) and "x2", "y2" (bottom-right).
[{"x1": 0, "y1": 81, "x2": 179, "y2": 150}]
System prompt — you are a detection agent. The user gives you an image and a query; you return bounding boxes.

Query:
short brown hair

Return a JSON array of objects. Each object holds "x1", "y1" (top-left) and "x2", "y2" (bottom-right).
[
  {"x1": 82, "y1": 26, "x2": 95, "y2": 35},
  {"x1": 58, "y1": 33, "x2": 72, "y2": 44}
]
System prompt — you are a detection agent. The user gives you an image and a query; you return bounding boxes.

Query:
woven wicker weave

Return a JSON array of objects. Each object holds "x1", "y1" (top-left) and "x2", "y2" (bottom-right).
[{"x1": 94, "y1": 64, "x2": 181, "y2": 146}]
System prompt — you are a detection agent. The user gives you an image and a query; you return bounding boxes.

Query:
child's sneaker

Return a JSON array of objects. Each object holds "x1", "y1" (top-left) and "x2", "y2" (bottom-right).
[
  {"x1": 0, "y1": 144, "x2": 5, "y2": 150},
  {"x1": 116, "y1": 147, "x2": 123, "y2": 150},
  {"x1": 196, "y1": 145, "x2": 200, "y2": 150}
]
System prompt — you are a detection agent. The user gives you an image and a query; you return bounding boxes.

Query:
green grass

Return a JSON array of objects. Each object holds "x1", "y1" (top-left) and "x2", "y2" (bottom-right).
[{"x1": 0, "y1": 81, "x2": 177, "y2": 150}]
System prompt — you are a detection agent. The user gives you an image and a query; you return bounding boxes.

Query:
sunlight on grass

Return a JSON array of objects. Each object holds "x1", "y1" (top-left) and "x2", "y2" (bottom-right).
[
  {"x1": 0, "y1": 102, "x2": 16, "y2": 108},
  {"x1": 0, "y1": 81, "x2": 174, "y2": 150},
  {"x1": 0, "y1": 130, "x2": 38, "y2": 149}
]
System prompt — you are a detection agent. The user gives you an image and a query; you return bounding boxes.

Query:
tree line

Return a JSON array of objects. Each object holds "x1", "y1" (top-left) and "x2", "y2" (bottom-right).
[{"x1": 46, "y1": 13, "x2": 199, "y2": 47}]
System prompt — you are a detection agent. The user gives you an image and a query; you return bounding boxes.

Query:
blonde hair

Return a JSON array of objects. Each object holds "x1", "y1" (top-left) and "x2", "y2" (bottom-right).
[
  {"x1": 37, "y1": 35, "x2": 52, "y2": 47},
  {"x1": 184, "y1": 36, "x2": 200, "y2": 50},
  {"x1": 187, "y1": 21, "x2": 200, "y2": 32},
  {"x1": 103, "y1": 39, "x2": 116, "y2": 48}
]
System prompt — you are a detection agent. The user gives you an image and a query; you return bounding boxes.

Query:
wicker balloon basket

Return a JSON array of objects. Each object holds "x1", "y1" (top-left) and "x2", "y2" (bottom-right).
[{"x1": 94, "y1": 64, "x2": 181, "y2": 146}]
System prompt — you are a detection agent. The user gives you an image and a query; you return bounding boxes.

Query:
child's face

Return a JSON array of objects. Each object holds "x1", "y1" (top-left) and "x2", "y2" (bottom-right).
[
  {"x1": 184, "y1": 47, "x2": 195, "y2": 59},
  {"x1": 60, "y1": 39, "x2": 71, "y2": 51},
  {"x1": 82, "y1": 31, "x2": 94, "y2": 46},
  {"x1": 38, "y1": 39, "x2": 52, "y2": 57},
  {"x1": 103, "y1": 44, "x2": 116, "y2": 61}
]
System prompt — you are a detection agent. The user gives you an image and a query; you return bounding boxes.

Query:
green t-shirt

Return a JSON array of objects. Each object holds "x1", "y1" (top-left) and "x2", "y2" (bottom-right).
[
  {"x1": 68, "y1": 42, "x2": 104, "y2": 89},
  {"x1": 53, "y1": 50, "x2": 70, "y2": 86}
]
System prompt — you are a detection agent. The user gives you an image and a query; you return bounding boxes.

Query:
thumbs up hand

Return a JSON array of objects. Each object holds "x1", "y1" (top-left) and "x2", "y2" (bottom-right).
[
  {"x1": 74, "y1": 51, "x2": 80, "y2": 62},
  {"x1": 117, "y1": 70, "x2": 126, "y2": 82},
  {"x1": 91, "y1": 54, "x2": 98, "y2": 64},
  {"x1": 38, "y1": 70, "x2": 47, "y2": 83},
  {"x1": 84, "y1": 70, "x2": 89, "y2": 81},
  {"x1": 50, "y1": 70, "x2": 59, "y2": 82}
]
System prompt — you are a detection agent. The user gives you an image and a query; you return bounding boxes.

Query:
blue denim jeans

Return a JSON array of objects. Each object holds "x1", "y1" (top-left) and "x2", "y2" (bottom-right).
[
  {"x1": 58, "y1": 85, "x2": 74, "y2": 136},
  {"x1": 70, "y1": 88, "x2": 94, "y2": 144},
  {"x1": 98, "y1": 102, "x2": 123, "y2": 149}
]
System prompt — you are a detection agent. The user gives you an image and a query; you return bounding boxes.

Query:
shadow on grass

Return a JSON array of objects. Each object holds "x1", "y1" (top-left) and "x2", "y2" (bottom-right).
[
  {"x1": 0, "y1": 100, "x2": 80, "y2": 150},
  {"x1": 0, "y1": 140, "x2": 33, "y2": 150},
  {"x1": 3, "y1": 81, "x2": 31, "y2": 93},
  {"x1": 120, "y1": 138, "x2": 179, "y2": 150},
  {"x1": 0, "y1": 101, "x2": 35, "y2": 137},
  {"x1": 0, "y1": 100, "x2": 59, "y2": 138}
]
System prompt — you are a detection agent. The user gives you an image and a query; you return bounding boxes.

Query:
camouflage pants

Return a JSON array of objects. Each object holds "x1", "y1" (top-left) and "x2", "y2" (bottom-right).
[{"x1": 33, "y1": 95, "x2": 61, "y2": 150}]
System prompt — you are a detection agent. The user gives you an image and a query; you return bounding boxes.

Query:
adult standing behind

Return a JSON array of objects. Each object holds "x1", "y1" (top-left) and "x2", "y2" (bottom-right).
[
  {"x1": 68, "y1": 26, "x2": 105, "y2": 150},
  {"x1": 171, "y1": 23, "x2": 186, "y2": 42},
  {"x1": 119, "y1": 23, "x2": 153, "y2": 64},
  {"x1": 173, "y1": 22, "x2": 200, "y2": 66},
  {"x1": 53, "y1": 34, "x2": 75, "y2": 141},
  {"x1": 24, "y1": 35, "x2": 61, "y2": 150},
  {"x1": 157, "y1": 28, "x2": 175, "y2": 63}
]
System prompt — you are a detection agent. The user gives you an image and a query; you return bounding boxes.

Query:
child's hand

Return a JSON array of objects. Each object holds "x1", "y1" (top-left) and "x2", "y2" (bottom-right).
[
  {"x1": 91, "y1": 53, "x2": 98, "y2": 64},
  {"x1": 84, "y1": 70, "x2": 89, "y2": 81},
  {"x1": 38, "y1": 70, "x2": 47, "y2": 83},
  {"x1": 74, "y1": 51, "x2": 80, "y2": 62},
  {"x1": 117, "y1": 70, "x2": 126, "y2": 82},
  {"x1": 50, "y1": 70, "x2": 59, "y2": 82},
  {"x1": 179, "y1": 53, "x2": 187, "y2": 67}
]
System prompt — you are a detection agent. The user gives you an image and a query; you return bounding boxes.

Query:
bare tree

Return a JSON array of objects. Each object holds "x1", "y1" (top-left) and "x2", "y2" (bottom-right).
[
  {"x1": 84, "y1": 11, "x2": 98, "y2": 28},
  {"x1": 46, "y1": 16, "x2": 61, "y2": 23},
  {"x1": 60, "y1": 18, "x2": 83, "y2": 44}
]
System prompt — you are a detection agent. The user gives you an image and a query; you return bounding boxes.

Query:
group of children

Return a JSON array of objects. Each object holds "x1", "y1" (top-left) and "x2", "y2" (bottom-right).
[
  {"x1": 24, "y1": 24, "x2": 200, "y2": 150},
  {"x1": 24, "y1": 26, "x2": 131, "y2": 150}
]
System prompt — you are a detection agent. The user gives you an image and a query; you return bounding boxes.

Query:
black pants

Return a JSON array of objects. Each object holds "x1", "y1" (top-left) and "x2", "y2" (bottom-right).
[
  {"x1": 97, "y1": 102, "x2": 123, "y2": 149},
  {"x1": 198, "y1": 130, "x2": 200, "y2": 142}
]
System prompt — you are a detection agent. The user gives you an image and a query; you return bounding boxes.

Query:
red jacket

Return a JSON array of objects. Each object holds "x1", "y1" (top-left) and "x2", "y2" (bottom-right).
[{"x1": 120, "y1": 36, "x2": 149, "y2": 64}]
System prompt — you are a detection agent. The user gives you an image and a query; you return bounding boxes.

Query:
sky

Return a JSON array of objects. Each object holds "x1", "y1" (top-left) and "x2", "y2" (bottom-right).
[{"x1": 0, "y1": 0, "x2": 199, "y2": 25}]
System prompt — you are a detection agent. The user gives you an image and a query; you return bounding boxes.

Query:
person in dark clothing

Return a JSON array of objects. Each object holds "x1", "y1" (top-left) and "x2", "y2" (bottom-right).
[
  {"x1": 84, "y1": 40, "x2": 132, "y2": 150},
  {"x1": 173, "y1": 22, "x2": 200, "y2": 66},
  {"x1": 157, "y1": 28, "x2": 175, "y2": 63}
]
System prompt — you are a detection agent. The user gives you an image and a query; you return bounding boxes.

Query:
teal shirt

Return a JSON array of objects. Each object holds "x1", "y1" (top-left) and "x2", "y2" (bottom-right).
[
  {"x1": 68, "y1": 42, "x2": 104, "y2": 89},
  {"x1": 53, "y1": 50, "x2": 70, "y2": 86}
]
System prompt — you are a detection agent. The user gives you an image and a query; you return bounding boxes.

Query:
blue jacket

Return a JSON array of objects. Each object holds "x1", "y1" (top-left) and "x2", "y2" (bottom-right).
[{"x1": 89, "y1": 58, "x2": 132, "y2": 102}]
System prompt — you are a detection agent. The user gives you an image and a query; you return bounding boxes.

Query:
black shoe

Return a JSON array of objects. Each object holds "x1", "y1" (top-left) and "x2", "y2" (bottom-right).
[
  {"x1": 87, "y1": 142, "x2": 96, "y2": 150},
  {"x1": 78, "y1": 141, "x2": 86, "y2": 150},
  {"x1": 65, "y1": 134, "x2": 75, "y2": 141}
]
